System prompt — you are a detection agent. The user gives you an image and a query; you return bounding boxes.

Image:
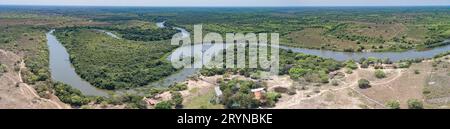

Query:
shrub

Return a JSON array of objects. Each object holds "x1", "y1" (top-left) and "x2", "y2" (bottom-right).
[
  {"x1": 398, "y1": 62, "x2": 411, "y2": 68},
  {"x1": 155, "y1": 101, "x2": 173, "y2": 109},
  {"x1": 358, "y1": 79, "x2": 371, "y2": 89},
  {"x1": 385, "y1": 100, "x2": 400, "y2": 109},
  {"x1": 0, "y1": 64, "x2": 7, "y2": 76},
  {"x1": 331, "y1": 79, "x2": 339, "y2": 86},
  {"x1": 170, "y1": 83, "x2": 188, "y2": 91},
  {"x1": 345, "y1": 60, "x2": 358, "y2": 70},
  {"x1": 360, "y1": 61, "x2": 369, "y2": 68},
  {"x1": 265, "y1": 92, "x2": 281, "y2": 107},
  {"x1": 414, "y1": 70, "x2": 420, "y2": 74},
  {"x1": 407, "y1": 99, "x2": 423, "y2": 109},
  {"x1": 171, "y1": 91, "x2": 183, "y2": 108},
  {"x1": 345, "y1": 69, "x2": 353, "y2": 74},
  {"x1": 374, "y1": 70, "x2": 386, "y2": 79}
]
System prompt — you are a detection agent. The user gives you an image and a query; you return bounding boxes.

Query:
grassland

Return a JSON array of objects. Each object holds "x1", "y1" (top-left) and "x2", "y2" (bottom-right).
[{"x1": 1, "y1": 6, "x2": 450, "y2": 109}]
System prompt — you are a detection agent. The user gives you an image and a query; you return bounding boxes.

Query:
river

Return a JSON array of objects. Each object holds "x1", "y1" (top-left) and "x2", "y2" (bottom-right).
[
  {"x1": 46, "y1": 30, "x2": 109, "y2": 96},
  {"x1": 46, "y1": 22, "x2": 450, "y2": 96}
]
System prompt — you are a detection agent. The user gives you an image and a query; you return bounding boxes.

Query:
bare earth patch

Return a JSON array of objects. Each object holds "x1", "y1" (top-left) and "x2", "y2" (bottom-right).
[{"x1": 0, "y1": 49, "x2": 69, "y2": 109}]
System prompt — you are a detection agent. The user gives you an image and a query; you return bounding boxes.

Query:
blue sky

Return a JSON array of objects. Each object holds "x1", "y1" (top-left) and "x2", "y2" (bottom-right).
[{"x1": 1, "y1": 0, "x2": 450, "y2": 6}]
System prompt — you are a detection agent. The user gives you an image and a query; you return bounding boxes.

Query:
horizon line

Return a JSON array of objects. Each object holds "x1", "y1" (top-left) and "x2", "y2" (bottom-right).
[{"x1": 1, "y1": 4, "x2": 450, "y2": 7}]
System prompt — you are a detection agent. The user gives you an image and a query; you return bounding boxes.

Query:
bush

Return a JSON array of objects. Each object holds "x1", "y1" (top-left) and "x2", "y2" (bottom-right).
[
  {"x1": 155, "y1": 101, "x2": 173, "y2": 109},
  {"x1": 358, "y1": 79, "x2": 371, "y2": 89},
  {"x1": 345, "y1": 69, "x2": 353, "y2": 74},
  {"x1": 398, "y1": 62, "x2": 411, "y2": 68},
  {"x1": 407, "y1": 99, "x2": 423, "y2": 109},
  {"x1": 0, "y1": 64, "x2": 7, "y2": 76},
  {"x1": 385, "y1": 100, "x2": 400, "y2": 109},
  {"x1": 171, "y1": 91, "x2": 183, "y2": 108},
  {"x1": 170, "y1": 83, "x2": 188, "y2": 91},
  {"x1": 360, "y1": 61, "x2": 369, "y2": 68},
  {"x1": 331, "y1": 80, "x2": 339, "y2": 86},
  {"x1": 374, "y1": 70, "x2": 386, "y2": 79},
  {"x1": 345, "y1": 60, "x2": 358, "y2": 70},
  {"x1": 53, "y1": 82, "x2": 90, "y2": 106},
  {"x1": 265, "y1": 92, "x2": 281, "y2": 107},
  {"x1": 414, "y1": 70, "x2": 420, "y2": 74}
]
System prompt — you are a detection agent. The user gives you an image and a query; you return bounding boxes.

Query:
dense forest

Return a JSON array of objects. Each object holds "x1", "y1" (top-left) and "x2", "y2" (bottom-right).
[
  {"x1": 94, "y1": 20, "x2": 178, "y2": 42},
  {"x1": 54, "y1": 28, "x2": 178, "y2": 90}
]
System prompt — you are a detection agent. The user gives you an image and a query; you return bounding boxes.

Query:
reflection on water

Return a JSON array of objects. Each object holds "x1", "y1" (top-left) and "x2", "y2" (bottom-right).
[
  {"x1": 47, "y1": 22, "x2": 450, "y2": 96},
  {"x1": 47, "y1": 30, "x2": 108, "y2": 96},
  {"x1": 277, "y1": 40, "x2": 450, "y2": 62}
]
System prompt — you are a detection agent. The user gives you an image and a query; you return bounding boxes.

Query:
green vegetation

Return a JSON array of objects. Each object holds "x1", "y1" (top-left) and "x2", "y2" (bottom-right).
[
  {"x1": 53, "y1": 82, "x2": 90, "y2": 106},
  {"x1": 345, "y1": 60, "x2": 358, "y2": 70},
  {"x1": 265, "y1": 92, "x2": 281, "y2": 107},
  {"x1": 407, "y1": 99, "x2": 424, "y2": 109},
  {"x1": 414, "y1": 69, "x2": 420, "y2": 74},
  {"x1": 287, "y1": 53, "x2": 342, "y2": 83},
  {"x1": 331, "y1": 79, "x2": 339, "y2": 86},
  {"x1": 2, "y1": 6, "x2": 450, "y2": 109},
  {"x1": 95, "y1": 20, "x2": 178, "y2": 42},
  {"x1": 158, "y1": 7, "x2": 450, "y2": 52},
  {"x1": 183, "y1": 88, "x2": 224, "y2": 109},
  {"x1": 171, "y1": 91, "x2": 183, "y2": 108},
  {"x1": 374, "y1": 70, "x2": 386, "y2": 79},
  {"x1": 169, "y1": 83, "x2": 188, "y2": 91},
  {"x1": 385, "y1": 100, "x2": 400, "y2": 109},
  {"x1": 54, "y1": 28, "x2": 177, "y2": 90},
  {"x1": 358, "y1": 79, "x2": 371, "y2": 89},
  {"x1": 155, "y1": 101, "x2": 173, "y2": 109},
  {"x1": 0, "y1": 63, "x2": 6, "y2": 76},
  {"x1": 0, "y1": 25, "x2": 57, "y2": 101},
  {"x1": 219, "y1": 79, "x2": 262, "y2": 109}
]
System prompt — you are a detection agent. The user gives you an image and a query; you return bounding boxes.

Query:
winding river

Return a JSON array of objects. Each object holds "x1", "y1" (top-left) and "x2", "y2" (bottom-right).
[
  {"x1": 47, "y1": 30, "x2": 109, "y2": 96},
  {"x1": 46, "y1": 22, "x2": 450, "y2": 96}
]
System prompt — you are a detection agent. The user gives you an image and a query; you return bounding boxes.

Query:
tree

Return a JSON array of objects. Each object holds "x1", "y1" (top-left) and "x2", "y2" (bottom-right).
[
  {"x1": 361, "y1": 61, "x2": 369, "y2": 68},
  {"x1": 265, "y1": 92, "x2": 281, "y2": 107},
  {"x1": 414, "y1": 70, "x2": 420, "y2": 74},
  {"x1": 386, "y1": 100, "x2": 400, "y2": 109},
  {"x1": 171, "y1": 91, "x2": 184, "y2": 108},
  {"x1": 289, "y1": 68, "x2": 309, "y2": 79},
  {"x1": 358, "y1": 79, "x2": 371, "y2": 89},
  {"x1": 170, "y1": 83, "x2": 187, "y2": 91},
  {"x1": 345, "y1": 60, "x2": 358, "y2": 70},
  {"x1": 375, "y1": 70, "x2": 386, "y2": 79},
  {"x1": 155, "y1": 101, "x2": 173, "y2": 109},
  {"x1": 70, "y1": 95, "x2": 89, "y2": 106},
  {"x1": 407, "y1": 99, "x2": 423, "y2": 109}
]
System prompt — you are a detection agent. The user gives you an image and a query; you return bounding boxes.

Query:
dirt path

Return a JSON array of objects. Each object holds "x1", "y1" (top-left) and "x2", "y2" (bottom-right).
[
  {"x1": 274, "y1": 67, "x2": 405, "y2": 109},
  {"x1": 371, "y1": 70, "x2": 403, "y2": 86},
  {"x1": 17, "y1": 60, "x2": 67, "y2": 109},
  {"x1": 274, "y1": 72, "x2": 361, "y2": 108}
]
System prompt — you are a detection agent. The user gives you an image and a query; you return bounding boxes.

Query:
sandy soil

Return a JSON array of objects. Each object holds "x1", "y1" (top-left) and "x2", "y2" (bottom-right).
[
  {"x1": 273, "y1": 66, "x2": 418, "y2": 109},
  {"x1": 272, "y1": 69, "x2": 373, "y2": 109},
  {"x1": 0, "y1": 49, "x2": 69, "y2": 109},
  {"x1": 357, "y1": 66, "x2": 427, "y2": 108}
]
